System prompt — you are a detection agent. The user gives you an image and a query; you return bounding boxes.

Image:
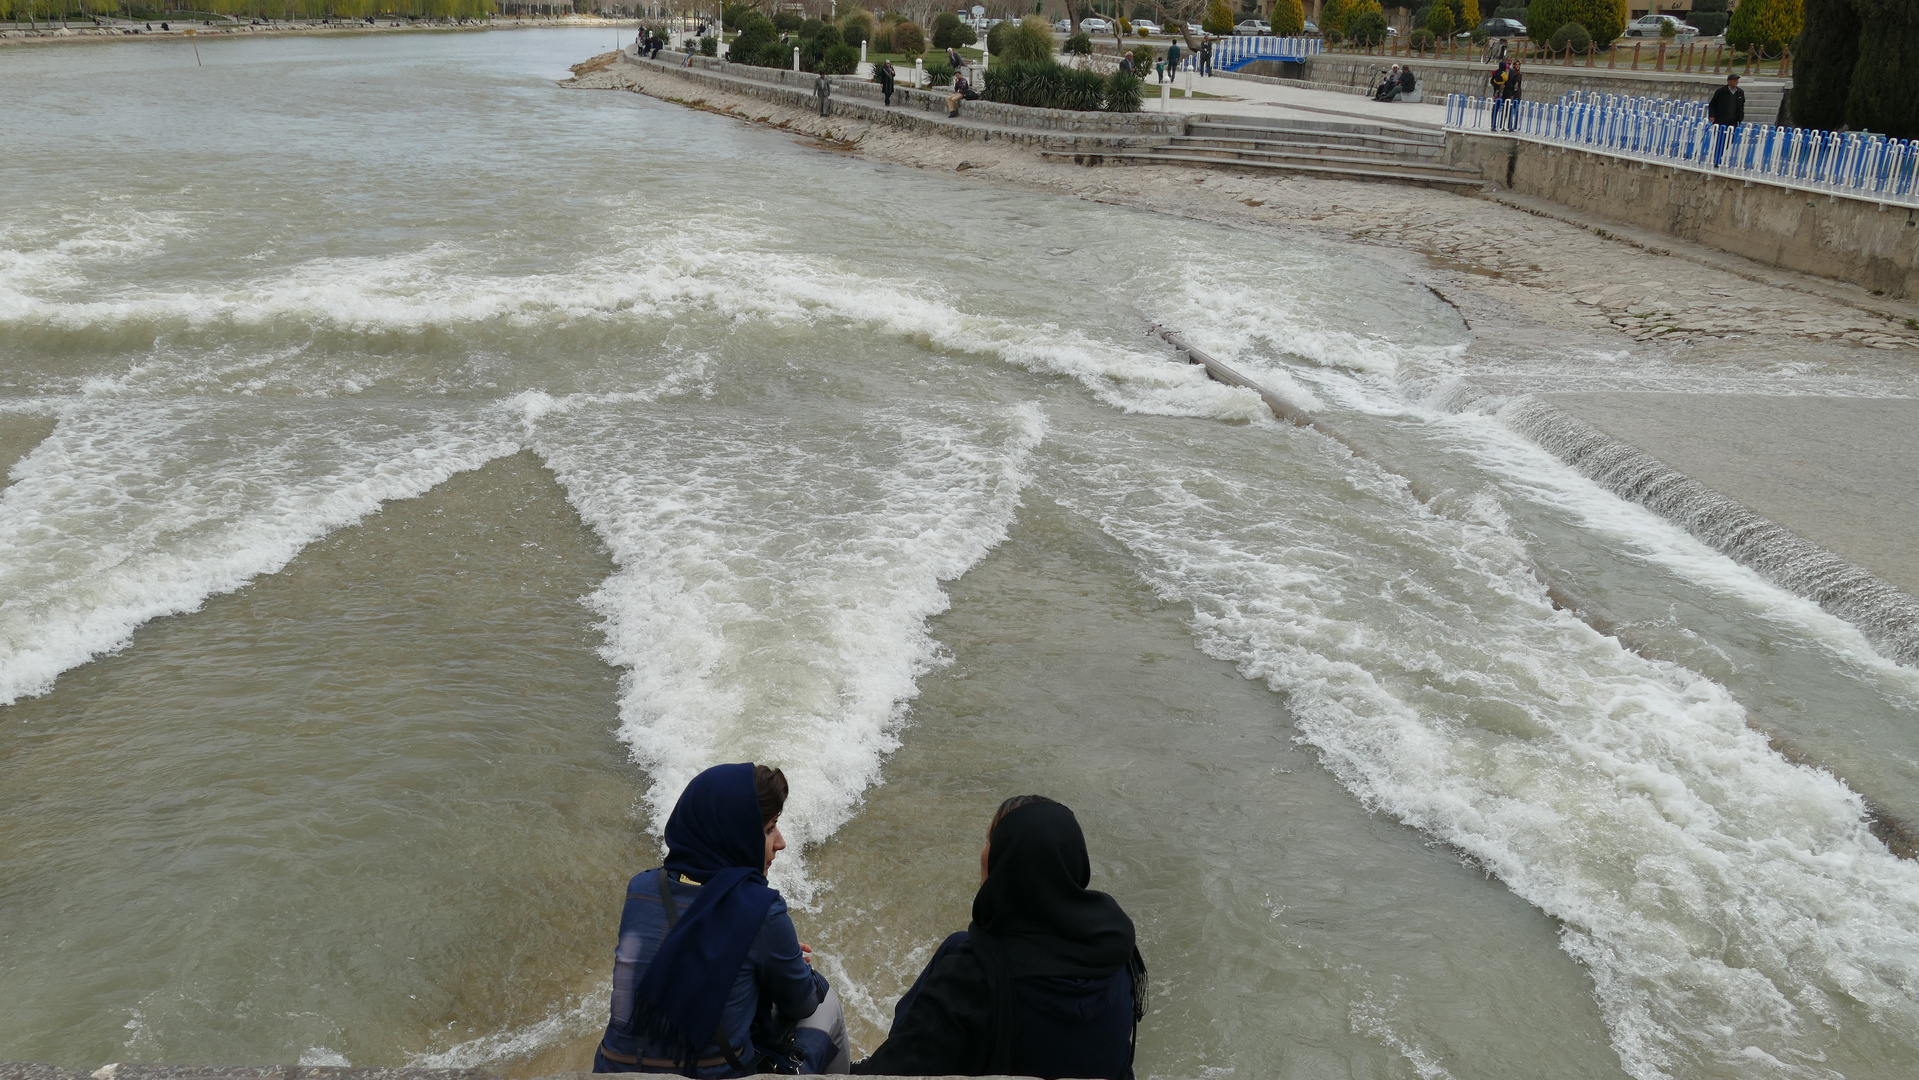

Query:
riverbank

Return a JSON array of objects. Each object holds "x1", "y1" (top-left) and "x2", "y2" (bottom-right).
[{"x1": 0, "y1": 15, "x2": 627, "y2": 47}]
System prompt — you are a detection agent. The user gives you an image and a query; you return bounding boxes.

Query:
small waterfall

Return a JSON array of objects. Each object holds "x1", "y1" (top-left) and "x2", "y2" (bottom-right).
[{"x1": 1503, "y1": 396, "x2": 1919, "y2": 668}]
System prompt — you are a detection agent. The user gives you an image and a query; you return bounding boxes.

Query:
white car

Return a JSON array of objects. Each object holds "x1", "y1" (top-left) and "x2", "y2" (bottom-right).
[
  {"x1": 1054, "y1": 18, "x2": 1071, "y2": 31},
  {"x1": 1235, "y1": 20, "x2": 1271, "y2": 35},
  {"x1": 1131, "y1": 19, "x2": 1161, "y2": 34},
  {"x1": 1079, "y1": 16, "x2": 1112, "y2": 33},
  {"x1": 1626, "y1": 14, "x2": 1699, "y2": 37}
]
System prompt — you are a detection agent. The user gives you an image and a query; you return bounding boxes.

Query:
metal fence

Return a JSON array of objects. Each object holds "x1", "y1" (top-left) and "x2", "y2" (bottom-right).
[
  {"x1": 1555, "y1": 90, "x2": 1708, "y2": 122},
  {"x1": 1447, "y1": 92, "x2": 1919, "y2": 205},
  {"x1": 1197, "y1": 35, "x2": 1322, "y2": 72}
]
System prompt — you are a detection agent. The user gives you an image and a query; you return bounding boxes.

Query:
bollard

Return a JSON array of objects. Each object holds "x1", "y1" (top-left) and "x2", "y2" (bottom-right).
[
  {"x1": 1160, "y1": 79, "x2": 1170, "y2": 111},
  {"x1": 860, "y1": 39, "x2": 865, "y2": 64},
  {"x1": 915, "y1": 56, "x2": 923, "y2": 87}
]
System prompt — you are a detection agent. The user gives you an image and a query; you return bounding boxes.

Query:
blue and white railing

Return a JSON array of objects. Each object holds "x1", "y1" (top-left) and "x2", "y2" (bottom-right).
[
  {"x1": 1191, "y1": 35, "x2": 1322, "y2": 72},
  {"x1": 1555, "y1": 89, "x2": 1708, "y2": 122},
  {"x1": 1447, "y1": 92, "x2": 1919, "y2": 205}
]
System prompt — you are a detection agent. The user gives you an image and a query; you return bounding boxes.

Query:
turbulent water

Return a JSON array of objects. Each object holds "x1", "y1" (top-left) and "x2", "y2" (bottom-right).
[{"x1": 5, "y1": 27, "x2": 1919, "y2": 1080}]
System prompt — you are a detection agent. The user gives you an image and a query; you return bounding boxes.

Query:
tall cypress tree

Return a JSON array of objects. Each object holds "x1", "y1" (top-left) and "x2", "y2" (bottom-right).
[
  {"x1": 1791, "y1": 0, "x2": 1861, "y2": 129},
  {"x1": 1846, "y1": 0, "x2": 1919, "y2": 137}
]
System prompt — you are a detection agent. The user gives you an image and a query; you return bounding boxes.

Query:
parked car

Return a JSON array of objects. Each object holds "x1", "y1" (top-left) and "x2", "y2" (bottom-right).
[
  {"x1": 1626, "y1": 14, "x2": 1699, "y2": 37},
  {"x1": 1079, "y1": 16, "x2": 1112, "y2": 33},
  {"x1": 1235, "y1": 19, "x2": 1271, "y2": 35},
  {"x1": 1054, "y1": 17, "x2": 1071, "y2": 31},
  {"x1": 1131, "y1": 19, "x2": 1161, "y2": 34},
  {"x1": 1302, "y1": 19, "x2": 1318, "y2": 35},
  {"x1": 1475, "y1": 17, "x2": 1526, "y2": 37}
]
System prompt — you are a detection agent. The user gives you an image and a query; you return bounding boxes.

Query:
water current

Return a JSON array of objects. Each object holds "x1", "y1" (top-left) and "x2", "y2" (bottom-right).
[{"x1": 4, "y1": 27, "x2": 1919, "y2": 1080}]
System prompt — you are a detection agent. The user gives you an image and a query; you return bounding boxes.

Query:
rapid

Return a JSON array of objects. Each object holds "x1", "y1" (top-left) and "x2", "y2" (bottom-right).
[{"x1": 3, "y1": 27, "x2": 1918, "y2": 1080}]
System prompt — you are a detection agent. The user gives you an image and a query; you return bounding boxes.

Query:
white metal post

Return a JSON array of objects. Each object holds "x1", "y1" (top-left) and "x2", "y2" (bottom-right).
[{"x1": 794, "y1": 46, "x2": 800, "y2": 70}]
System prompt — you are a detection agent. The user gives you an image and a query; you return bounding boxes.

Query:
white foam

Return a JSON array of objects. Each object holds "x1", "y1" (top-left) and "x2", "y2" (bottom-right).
[
  {"x1": 0, "y1": 397, "x2": 517, "y2": 704},
  {"x1": 524, "y1": 396, "x2": 1045, "y2": 900},
  {"x1": 1042, "y1": 426, "x2": 1919, "y2": 1079}
]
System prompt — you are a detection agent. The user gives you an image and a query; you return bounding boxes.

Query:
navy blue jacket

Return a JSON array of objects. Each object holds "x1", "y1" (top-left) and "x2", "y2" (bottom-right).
[
  {"x1": 852, "y1": 932, "x2": 1137, "y2": 1080},
  {"x1": 597, "y1": 869, "x2": 826, "y2": 1076}
]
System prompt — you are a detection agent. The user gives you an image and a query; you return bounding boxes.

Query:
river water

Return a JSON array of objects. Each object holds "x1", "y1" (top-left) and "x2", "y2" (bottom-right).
[{"x1": 4, "y1": 27, "x2": 1918, "y2": 1080}]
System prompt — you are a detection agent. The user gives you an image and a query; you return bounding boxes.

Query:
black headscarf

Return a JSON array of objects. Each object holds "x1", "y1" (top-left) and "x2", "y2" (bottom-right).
[{"x1": 969, "y1": 800, "x2": 1137, "y2": 978}]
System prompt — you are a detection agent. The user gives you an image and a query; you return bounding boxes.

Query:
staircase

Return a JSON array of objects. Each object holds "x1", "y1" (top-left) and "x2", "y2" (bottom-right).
[{"x1": 1044, "y1": 115, "x2": 1489, "y2": 191}]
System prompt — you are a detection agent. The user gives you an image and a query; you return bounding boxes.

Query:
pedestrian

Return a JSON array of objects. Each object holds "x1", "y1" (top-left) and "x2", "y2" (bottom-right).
[
  {"x1": 814, "y1": 71, "x2": 832, "y2": 116},
  {"x1": 1708, "y1": 73, "x2": 1744, "y2": 164},
  {"x1": 1118, "y1": 51, "x2": 1137, "y2": 77},
  {"x1": 946, "y1": 69, "x2": 980, "y2": 117},
  {"x1": 1154, "y1": 58, "x2": 1165, "y2": 83},
  {"x1": 1501, "y1": 60, "x2": 1522, "y2": 131},
  {"x1": 1165, "y1": 38, "x2": 1182, "y2": 79},
  {"x1": 947, "y1": 45, "x2": 964, "y2": 78},
  {"x1": 1198, "y1": 37, "x2": 1212, "y2": 76},
  {"x1": 1488, "y1": 59, "x2": 1510, "y2": 128},
  {"x1": 877, "y1": 59, "x2": 897, "y2": 106}
]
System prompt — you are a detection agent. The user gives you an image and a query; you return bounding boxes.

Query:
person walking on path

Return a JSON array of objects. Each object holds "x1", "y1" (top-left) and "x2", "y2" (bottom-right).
[
  {"x1": 813, "y1": 72, "x2": 832, "y2": 116},
  {"x1": 1198, "y1": 37, "x2": 1212, "y2": 76},
  {"x1": 1500, "y1": 61, "x2": 1522, "y2": 130},
  {"x1": 876, "y1": 60, "x2": 896, "y2": 106},
  {"x1": 1708, "y1": 73, "x2": 1745, "y2": 164},
  {"x1": 1165, "y1": 38, "x2": 1182, "y2": 80},
  {"x1": 947, "y1": 45, "x2": 965, "y2": 79}
]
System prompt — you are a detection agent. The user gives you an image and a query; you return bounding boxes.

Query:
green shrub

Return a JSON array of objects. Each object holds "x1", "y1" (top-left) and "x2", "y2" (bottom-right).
[
  {"x1": 731, "y1": 12, "x2": 780, "y2": 65},
  {"x1": 798, "y1": 17, "x2": 827, "y2": 38},
  {"x1": 1202, "y1": 0, "x2": 1235, "y2": 34},
  {"x1": 986, "y1": 19, "x2": 1010, "y2": 54},
  {"x1": 840, "y1": 9, "x2": 874, "y2": 46},
  {"x1": 924, "y1": 58, "x2": 956, "y2": 84},
  {"x1": 720, "y1": 2, "x2": 748, "y2": 31},
  {"x1": 932, "y1": 11, "x2": 975, "y2": 47},
  {"x1": 1117, "y1": 17, "x2": 1132, "y2": 34},
  {"x1": 1727, "y1": 0, "x2": 1802, "y2": 56},
  {"x1": 700, "y1": 35, "x2": 718, "y2": 56},
  {"x1": 981, "y1": 58, "x2": 1134, "y2": 110},
  {"x1": 772, "y1": 10, "x2": 801, "y2": 31},
  {"x1": 1548, "y1": 21, "x2": 1591, "y2": 51},
  {"x1": 891, "y1": 19, "x2": 925, "y2": 54},
  {"x1": 1349, "y1": 9, "x2": 1389, "y2": 43},
  {"x1": 1065, "y1": 31, "x2": 1093, "y2": 54},
  {"x1": 1409, "y1": 28, "x2": 1435, "y2": 49},
  {"x1": 1105, "y1": 70, "x2": 1144, "y2": 110},
  {"x1": 1270, "y1": 0, "x2": 1306, "y2": 35},
  {"x1": 1845, "y1": 0, "x2": 1919, "y2": 138},
  {"x1": 821, "y1": 42, "x2": 861, "y2": 73},
  {"x1": 998, "y1": 17, "x2": 1055, "y2": 62},
  {"x1": 1423, "y1": 3, "x2": 1454, "y2": 37}
]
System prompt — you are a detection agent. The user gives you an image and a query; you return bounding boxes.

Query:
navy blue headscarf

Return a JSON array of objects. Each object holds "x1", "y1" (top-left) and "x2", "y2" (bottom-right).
[{"x1": 631, "y1": 763, "x2": 779, "y2": 1060}]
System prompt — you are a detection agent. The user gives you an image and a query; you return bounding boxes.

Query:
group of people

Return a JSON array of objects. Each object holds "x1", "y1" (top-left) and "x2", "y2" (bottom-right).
[
  {"x1": 1488, "y1": 59, "x2": 1525, "y2": 130},
  {"x1": 595, "y1": 763, "x2": 1145, "y2": 1079},
  {"x1": 1372, "y1": 64, "x2": 1418, "y2": 102}
]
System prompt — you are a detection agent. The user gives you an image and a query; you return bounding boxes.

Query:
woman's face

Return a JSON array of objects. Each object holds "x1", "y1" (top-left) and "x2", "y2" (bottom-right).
[{"x1": 763, "y1": 818, "x2": 786, "y2": 873}]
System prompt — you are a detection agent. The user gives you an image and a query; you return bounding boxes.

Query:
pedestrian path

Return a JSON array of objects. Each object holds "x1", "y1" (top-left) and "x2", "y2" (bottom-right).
[{"x1": 1136, "y1": 68, "x2": 1450, "y2": 128}]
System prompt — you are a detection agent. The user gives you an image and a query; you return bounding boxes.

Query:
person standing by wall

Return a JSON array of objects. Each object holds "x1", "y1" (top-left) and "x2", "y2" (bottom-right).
[
  {"x1": 1488, "y1": 60, "x2": 1510, "y2": 129},
  {"x1": 1501, "y1": 60, "x2": 1523, "y2": 131},
  {"x1": 877, "y1": 60, "x2": 897, "y2": 106},
  {"x1": 1198, "y1": 36, "x2": 1213, "y2": 76},
  {"x1": 1708, "y1": 73, "x2": 1745, "y2": 164},
  {"x1": 814, "y1": 72, "x2": 833, "y2": 116}
]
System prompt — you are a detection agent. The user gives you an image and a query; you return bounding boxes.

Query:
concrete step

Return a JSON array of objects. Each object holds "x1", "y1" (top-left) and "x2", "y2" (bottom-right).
[
  {"x1": 1169, "y1": 133, "x2": 1450, "y2": 162},
  {"x1": 1160, "y1": 141, "x2": 1482, "y2": 179},
  {"x1": 1040, "y1": 149, "x2": 1491, "y2": 191},
  {"x1": 1187, "y1": 112, "x2": 1447, "y2": 142}
]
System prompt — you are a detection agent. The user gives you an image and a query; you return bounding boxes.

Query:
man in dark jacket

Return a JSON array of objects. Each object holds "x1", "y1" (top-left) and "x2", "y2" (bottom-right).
[
  {"x1": 1708, "y1": 74, "x2": 1746, "y2": 126},
  {"x1": 1501, "y1": 61, "x2": 1523, "y2": 130},
  {"x1": 1708, "y1": 74, "x2": 1745, "y2": 164},
  {"x1": 877, "y1": 60, "x2": 897, "y2": 106}
]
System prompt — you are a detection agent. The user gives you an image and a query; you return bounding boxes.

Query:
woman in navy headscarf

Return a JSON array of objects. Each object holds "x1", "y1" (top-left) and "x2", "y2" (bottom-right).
[{"x1": 596, "y1": 763, "x2": 847, "y2": 1076}]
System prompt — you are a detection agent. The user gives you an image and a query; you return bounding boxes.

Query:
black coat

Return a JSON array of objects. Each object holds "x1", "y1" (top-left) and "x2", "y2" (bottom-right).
[
  {"x1": 851, "y1": 932, "x2": 1138, "y2": 1080},
  {"x1": 1709, "y1": 84, "x2": 1746, "y2": 125},
  {"x1": 1502, "y1": 69, "x2": 1523, "y2": 99}
]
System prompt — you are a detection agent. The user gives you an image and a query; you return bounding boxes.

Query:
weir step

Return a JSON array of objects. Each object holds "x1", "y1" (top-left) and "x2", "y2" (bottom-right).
[
  {"x1": 1163, "y1": 135, "x2": 1454, "y2": 166},
  {"x1": 1183, "y1": 125, "x2": 1449, "y2": 155},
  {"x1": 1041, "y1": 149, "x2": 1490, "y2": 190},
  {"x1": 1153, "y1": 142, "x2": 1482, "y2": 180}
]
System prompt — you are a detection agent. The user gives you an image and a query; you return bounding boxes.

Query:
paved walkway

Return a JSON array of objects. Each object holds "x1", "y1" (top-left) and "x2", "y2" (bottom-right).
[{"x1": 1127, "y1": 67, "x2": 1449, "y2": 128}]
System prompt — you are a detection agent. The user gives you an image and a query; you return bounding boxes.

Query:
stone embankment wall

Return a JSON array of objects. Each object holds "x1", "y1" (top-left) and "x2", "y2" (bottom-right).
[
  {"x1": 1448, "y1": 132, "x2": 1919, "y2": 298},
  {"x1": 640, "y1": 51, "x2": 1180, "y2": 149}
]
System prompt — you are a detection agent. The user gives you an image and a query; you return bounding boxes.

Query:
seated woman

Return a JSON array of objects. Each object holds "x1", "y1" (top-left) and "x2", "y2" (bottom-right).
[
  {"x1": 852, "y1": 796, "x2": 1146, "y2": 1080},
  {"x1": 595, "y1": 763, "x2": 848, "y2": 1076}
]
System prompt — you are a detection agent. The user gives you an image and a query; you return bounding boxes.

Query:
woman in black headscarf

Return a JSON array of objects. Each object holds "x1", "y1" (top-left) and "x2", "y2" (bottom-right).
[{"x1": 852, "y1": 796, "x2": 1146, "y2": 1080}]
